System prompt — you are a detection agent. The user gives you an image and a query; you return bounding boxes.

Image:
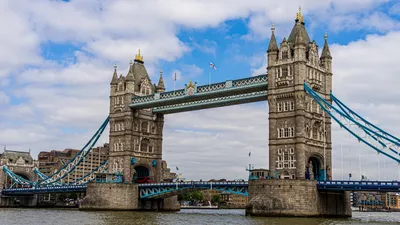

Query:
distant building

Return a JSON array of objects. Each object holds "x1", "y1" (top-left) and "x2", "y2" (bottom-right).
[
  {"x1": 38, "y1": 144, "x2": 109, "y2": 183},
  {"x1": 161, "y1": 160, "x2": 176, "y2": 182},
  {"x1": 201, "y1": 189, "x2": 220, "y2": 202},
  {"x1": 0, "y1": 148, "x2": 38, "y2": 188},
  {"x1": 220, "y1": 192, "x2": 248, "y2": 207},
  {"x1": 382, "y1": 192, "x2": 400, "y2": 209}
]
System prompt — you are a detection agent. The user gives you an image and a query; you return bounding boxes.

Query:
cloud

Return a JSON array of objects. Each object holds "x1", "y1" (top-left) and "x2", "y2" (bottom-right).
[{"x1": 0, "y1": 91, "x2": 9, "y2": 105}]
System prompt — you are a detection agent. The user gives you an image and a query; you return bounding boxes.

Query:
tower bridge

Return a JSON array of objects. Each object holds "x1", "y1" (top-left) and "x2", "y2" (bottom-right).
[{"x1": 0, "y1": 9, "x2": 399, "y2": 217}]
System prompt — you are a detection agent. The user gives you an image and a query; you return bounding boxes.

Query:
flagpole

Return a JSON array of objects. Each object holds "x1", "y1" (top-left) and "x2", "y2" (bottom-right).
[
  {"x1": 174, "y1": 72, "x2": 176, "y2": 95},
  {"x1": 209, "y1": 67, "x2": 211, "y2": 86}
]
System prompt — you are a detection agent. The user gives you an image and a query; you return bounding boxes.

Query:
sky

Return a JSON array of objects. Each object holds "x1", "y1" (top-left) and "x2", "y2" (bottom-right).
[{"x1": 0, "y1": 0, "x2": 400, "y2": 181}]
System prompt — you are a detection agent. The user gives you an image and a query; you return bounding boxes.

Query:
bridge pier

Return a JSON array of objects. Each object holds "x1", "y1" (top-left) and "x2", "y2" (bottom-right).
[
  {"x1": 80, "y1": 182, "x2": 180, "y2": 211},
  {"x1": 0, "y1": 194, "x2": 38, "y2": 207},
  {"x1": 246, "y1": 180, "x2": 351, "y2": 217},
  {"x1": 139, "y1": 196, "x2": 180, "y2": 211}
]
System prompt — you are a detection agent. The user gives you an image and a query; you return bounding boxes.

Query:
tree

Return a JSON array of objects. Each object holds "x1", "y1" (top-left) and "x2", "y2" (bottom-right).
[{"x1": 211, "y1": 194, "x2": 221, "y2": 203}]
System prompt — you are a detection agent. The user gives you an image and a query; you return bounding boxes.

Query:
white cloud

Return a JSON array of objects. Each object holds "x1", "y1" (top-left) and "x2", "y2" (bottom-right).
[
  {"x1": 0, "y1": 0, "x2": 399, "y2": 182},
  {"x1": 0, "y1": 91, "x2": 9, "y2": 105}
]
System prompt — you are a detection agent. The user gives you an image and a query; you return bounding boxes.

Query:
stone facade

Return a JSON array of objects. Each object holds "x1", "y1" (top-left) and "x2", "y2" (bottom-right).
[
  {"x1": 0, "y1": 149, "x2": 38, "y2": 188},
  {"x1": 80, "y1": 182, "x2": 139, "y2": 210},
  {"x1": 109, "y1": 51, "x2": 166, "y2": 183},
  {"x1": 246, "y1": 179, "x2": 351, "y2": 217},
  {"x1": 267, "y1": 9, "x2": 333, "y2": 180}
]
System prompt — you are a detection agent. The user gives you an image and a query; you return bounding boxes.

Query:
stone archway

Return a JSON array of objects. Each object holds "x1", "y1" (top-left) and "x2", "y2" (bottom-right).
[
  {"x1": 134, "y1": 165, "x2": 150, "y2": 178},
  {"x1": 306, "y1": 155, "x2": 324, "y2": 181}
]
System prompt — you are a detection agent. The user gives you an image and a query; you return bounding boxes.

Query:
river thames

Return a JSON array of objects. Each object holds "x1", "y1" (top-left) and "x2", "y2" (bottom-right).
[{"x1": 0, "y1": 208, "x2": 399, "y2": 225}]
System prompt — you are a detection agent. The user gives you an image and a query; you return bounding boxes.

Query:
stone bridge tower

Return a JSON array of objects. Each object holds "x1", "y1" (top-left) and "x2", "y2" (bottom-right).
[
  {"x1": 109, "y1": 50, "x2": 165, "y2": 183},
  {"x1": 267, "y1": 9, "x2": 333, "y2": 180},
  {"x1": 0, "y1": 149, "x2": 38, "y2": 188}
]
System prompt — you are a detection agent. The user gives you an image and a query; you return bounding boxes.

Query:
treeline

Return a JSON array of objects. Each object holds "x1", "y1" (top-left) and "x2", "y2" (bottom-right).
[{"x1": 178, "y1": 189, "x2": 221, "y2": 203}]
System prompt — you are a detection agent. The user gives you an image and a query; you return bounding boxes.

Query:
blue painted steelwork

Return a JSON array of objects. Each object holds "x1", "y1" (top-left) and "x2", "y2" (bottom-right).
[
  {"x1": 130, "y1": 74, "x2": 268, "y2": 110},
  {"x1": 2, "y1": 185, "x2": 87, "y2": 195},
  {"x1": 304, "y1": 83, "x2": 400, "y2": 163},
  {"x1": 3, "y1": 117, "x2": 110, "y2": 187},
  {"x1": 153, "y1": 90, "x2": 268, "y2": 114},
  {"x1": 2, "y1": 180, "x2": 400, "y2": 196},
  {"x1": 317, "y1": 180, "x2": 400, "y2": 192},
  {"x1": 138, "y1": 181, "x2": 248, "y2": 199}
]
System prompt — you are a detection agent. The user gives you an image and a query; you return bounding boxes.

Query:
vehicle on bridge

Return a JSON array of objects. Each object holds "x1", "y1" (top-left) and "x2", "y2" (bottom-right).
[{"x1": 135, "y1": 176, "x2": 153, "y2": 183}]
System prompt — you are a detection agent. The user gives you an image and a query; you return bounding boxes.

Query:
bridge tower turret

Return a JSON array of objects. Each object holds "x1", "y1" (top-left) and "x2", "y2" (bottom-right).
[
  {"x1": 109, "y1": 50, "x2": 164, "y2": 183},
  {"x1": 267, "y1": 8, "x2": 332, "y2": 180}
]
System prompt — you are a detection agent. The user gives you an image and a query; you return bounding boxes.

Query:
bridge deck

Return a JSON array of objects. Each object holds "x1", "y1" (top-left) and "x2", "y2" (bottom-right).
[
  {"x1": 130, "y1": 74, "x2": 268, "y2": 113},
  {"x1": 2, "y1": 180, "x2": 399, "y2": 196}
]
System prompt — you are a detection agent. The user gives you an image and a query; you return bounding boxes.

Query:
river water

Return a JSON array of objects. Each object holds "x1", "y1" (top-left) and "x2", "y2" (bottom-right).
[{"x1": 0, "y1": 208, "x2": 399, "y2": 225}]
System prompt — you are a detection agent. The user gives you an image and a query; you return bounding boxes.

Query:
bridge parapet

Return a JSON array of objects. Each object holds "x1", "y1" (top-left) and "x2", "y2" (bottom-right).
[{"x1": 317, "y1": 180, "x2": 400, "y2": 191}]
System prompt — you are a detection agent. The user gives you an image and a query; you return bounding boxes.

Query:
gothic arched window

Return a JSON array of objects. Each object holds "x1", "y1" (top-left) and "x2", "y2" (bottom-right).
[
  {"x1": 140, "y1": 139, "x2": 149, "y2": 152},
  {"x1": 141, "y1": 121, "x2": 149, "y2": 133}
]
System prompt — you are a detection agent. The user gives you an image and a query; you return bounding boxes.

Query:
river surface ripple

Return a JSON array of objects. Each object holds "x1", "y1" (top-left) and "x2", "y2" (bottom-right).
[{"x1": 0, "y1": 208, "x2": 399, "y2": 225}]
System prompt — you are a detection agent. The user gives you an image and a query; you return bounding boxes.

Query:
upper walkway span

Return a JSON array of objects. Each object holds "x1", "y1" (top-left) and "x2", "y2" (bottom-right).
[{"x1": 129, "y1": 74, "x2": 268, "y2": 114}]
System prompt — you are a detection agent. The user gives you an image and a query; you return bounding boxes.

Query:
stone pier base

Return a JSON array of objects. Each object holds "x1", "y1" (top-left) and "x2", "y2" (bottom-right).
[
  {"x1": 245, "y1": 180, "x2": 351, "y2": 217},
  {"x1": 80, "y1": 182, "x2": 180, "y2": 211},
  {"x1": 139, "y1": 195, "x2": 180, "y2": 211},
  {"x1": 80, "y1": 182, "x2": 138, "y2": 210},
  {"x1": 0, "y1": 195, "x2": 38, "y2": 207}
]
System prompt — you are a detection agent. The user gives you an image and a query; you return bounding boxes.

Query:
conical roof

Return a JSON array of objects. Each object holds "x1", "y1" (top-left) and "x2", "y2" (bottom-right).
[
  {"x1": 267, "y1": 25, "x2": 278, "y2": 53},
  {"x1": 157, "y1": 71, "x2": 165, "y2": 90},
  {"x1": 110, "y1": 64, "x2": 118, "y2": 85},
  {"x1": 321, "y1": 34, "x2": 332, "y2": 59},
  {"x1": 287, "y1": 22, "x2": 310, "y2": 47}
]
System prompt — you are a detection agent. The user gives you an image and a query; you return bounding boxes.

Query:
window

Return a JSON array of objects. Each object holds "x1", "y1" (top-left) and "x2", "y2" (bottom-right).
[
  {"x1": 283, "y1": 102, "x2": 288, "y2": 111},
  {"x1": 277, "y1": 103, "x2": 282, "y2": 112},
  {"x1": 141, "y1": 121, "x2": 149, "y2": 133},
  {"x1": 290, "y1": 128, "x2": 295, "y2": 137},
  {"x1": 276, "y1": 147, "x2": 296, "y2": 170},
  {"x1": 313, "y1": 126, "x2": 318, "y2": 139},
  {"x1": 284, "y1": 128, "x2": 289, "y2": 137},
  {"x1": 282, "y1": 51, "x2": 289, "y2": 59},
  {"x1": 140, "y1": 139, "x2": 149, "y2": 152},
  {"x1": 280, "y1": 128, "x2": 284, "y2": 138},
  {"x1": 290, "y1": 102, "x2": 295, "y2": 111},
  {"x1": 282, "y1": 67, "x2": 288, "y2": 76},
  {"x1": 289, "y1": 66, "x2": 293, "y2": 76}
]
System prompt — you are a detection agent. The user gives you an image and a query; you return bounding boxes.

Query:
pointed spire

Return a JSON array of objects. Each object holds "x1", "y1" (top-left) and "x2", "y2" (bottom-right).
[
  {"x1": 126, "y1": 60, "x2": 135, "y2": 81},
  {"x1": 110, "y1": 64, "x2": 118, "y2": 85},
  {"x1": 295, "y1": 6, "x2": 304, "y2": 24},
  {"x1": 134, "y1": 49, "x2": 144, "y2": 63},
  {"x1": 267, "y1": 24, "x2": 279, "y2": 53},
  {"x1": 157, "y1": 69, "x2": 165, "y2": 92},
  {"x1": 321, "y1": 32, "x2": 332, "y2": 59}
]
